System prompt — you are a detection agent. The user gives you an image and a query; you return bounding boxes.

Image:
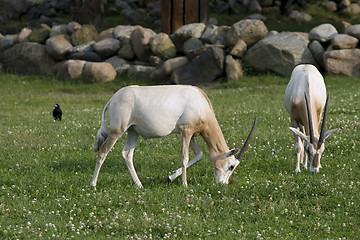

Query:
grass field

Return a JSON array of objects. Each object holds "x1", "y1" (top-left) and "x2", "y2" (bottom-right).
[{"x1": 0, "y1": 73, "x2": 359, "y2": 239}]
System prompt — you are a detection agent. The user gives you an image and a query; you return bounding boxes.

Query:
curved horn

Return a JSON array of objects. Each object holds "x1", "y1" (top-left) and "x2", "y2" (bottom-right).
[
  {"x1": 304, "y1": 92, "x2": 314, "y2": 144},
  {"x1": 236, "y1": 117, "x2": 257, "y2": 160},
  {"x1": 319, "y1": 92, "x2": 330, "y2": 144}
]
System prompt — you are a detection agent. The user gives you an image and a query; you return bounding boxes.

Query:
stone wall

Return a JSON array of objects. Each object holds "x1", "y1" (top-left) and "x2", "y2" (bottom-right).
[{"x1": 1, "y1": 19, "x2": 360, "y2": 84}]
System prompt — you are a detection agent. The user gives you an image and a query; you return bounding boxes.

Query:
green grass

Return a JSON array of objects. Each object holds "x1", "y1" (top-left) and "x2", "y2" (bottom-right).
[{"x1": 0, "y1": 73, "x2": 359, "y2": 239}]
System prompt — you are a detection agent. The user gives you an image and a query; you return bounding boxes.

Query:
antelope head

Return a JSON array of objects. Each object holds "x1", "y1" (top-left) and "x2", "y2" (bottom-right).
[
  {"x1": 214, "y1": 117, "x2": 257, "y2": 184},
  {"x1": 289, "y1": 93, "x2": 337, "y2": 172}
]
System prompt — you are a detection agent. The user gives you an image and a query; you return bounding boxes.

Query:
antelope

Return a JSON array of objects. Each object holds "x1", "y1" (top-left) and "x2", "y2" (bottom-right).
[
  {"x1": 91, "y1": 85, "x2": 257, "y2": 188},
  {"x1": 284, "y1": 64, "x2": 337, "y2": 173}
]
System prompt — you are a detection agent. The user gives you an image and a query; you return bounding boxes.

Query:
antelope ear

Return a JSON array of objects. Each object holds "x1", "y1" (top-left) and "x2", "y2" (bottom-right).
[
  {"x1": 227, "y1": 148, "x2": 239, "y2": 157},
  {"x1": 289, "y1": 127, "x2": 309, "y2": 142},
  {"x1": 324, "y1": 128, "x2": 337, "y2": 140}
]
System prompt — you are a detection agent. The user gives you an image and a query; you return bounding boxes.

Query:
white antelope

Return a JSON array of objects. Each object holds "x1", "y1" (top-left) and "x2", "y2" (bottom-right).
[
  {"x1": 284, "y1": 64, "x2": 337, "y2": 173},
  {"x1": 91, "y1": 85, "x2": 257, "y2": 188}
]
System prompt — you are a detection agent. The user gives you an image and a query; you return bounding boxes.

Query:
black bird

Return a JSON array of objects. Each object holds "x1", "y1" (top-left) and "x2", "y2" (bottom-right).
[{"x1": 53, "y1": 104, "x2": 62, "y2": 121}]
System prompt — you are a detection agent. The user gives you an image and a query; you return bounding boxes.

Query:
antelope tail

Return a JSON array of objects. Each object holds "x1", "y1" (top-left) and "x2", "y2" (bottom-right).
[{"x1": 94, "y1": 102, "x2": 110, "y2": 152}]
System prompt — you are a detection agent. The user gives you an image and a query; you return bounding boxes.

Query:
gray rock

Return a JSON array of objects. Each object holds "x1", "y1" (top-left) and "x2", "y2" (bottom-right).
[
  {"x1": 46, "y1": 34, "x2": 73, "y2": 60},
  {"x1": 50, "y1": 24, "x2": 68, "y2": 38},
  {"x1": 150, "y1": 33, "x2": 176, "y2": 60},
  {"x1": 248, "y1": 0, "x2": 261, "y2": 13},
  {"x1": 93, "y1": 38, "x2": 121, "y2": 58},
  {"x1": 113, "y1": 25, "x2": 140, "y2": 41},
  {"x1": 244, "y1": 32, "x2": 316, "y2": 76},
  {"x1": 67, "y1": 21, "x2": 81, "y2": 34},
  {"x1": 127, "y1": 65, "x2": 156, "y2": 79},
  {"x1": 225, "y1": 55, "x2": 243, "y2": 80},
  {"x1": 0, "y1": 34, "x2": 17, "y2": 51},
  {"x1": 308, "y1": 40, "x2": 325, "y2": 67},
  {"x1": 309, "y1": 23, "x2": 338, "y2": 43},
  {"x1": 244, "y1": 13, "x2": 267, "y2": 22},
  {"x1": 289, "y1": 10, "x2": 312, "y2": 23},
  {"x1": 69, "y1": 51, "x2": 102, "y2": 62},
  {"x1": 0, "y1": 0, "x2": 28, "y2": 23},
  {"x1": 209, "y1": 26, "x2": 231, "y2": 45},
  {"x1": 341, "y1": 3, "x2": 360, "y2": 17},
  {"x1": 105, "y1": 56, "x2": 128, "y2": 71},
  {"x1": 345, "y1": 24, "x2": 360, "y2": 40},
  {"x1": 115, "y1": 0, "x2": 131, "y2": 10},
  {"x1": 65, "y1": 41, "x2": 95, "y2": 55},
  {"x1": 324, "y1": 49, "x2": 360, "y2": 76},
  {"x1": 118, "y1": 37, "x2": 135, "y2": 60},
  {"x1": 321, "y1": 1, "x2": 337, "y2": 12},
  {"x1": 121, "y1": 9, "x2": 143, "y2": 22},
  {"x1": 229, "y1": 0, "x2": 249, "y2": 14},
  {"x1": 174, "y1": 46, "x2": 224, "y2": 85},
  {"x1": 183, "y1": 38, "x2": 204, "y2": 60},
  {"x1": 0, "y1": 42, "x2": 56, "y2": 75},
  {"x1": 82, "y1": 62, "x2": 116, "y2": 83},
  {"x1": 56, "y1": 60, "x2": 87, "y2": 79},
  {"x1": 200, "y1": 25, "x2": 218, "y2": 43},
  {"x1": 130, "y1": 26, "x2": 156, "y2": 61},
  {"x1": 174, "y1": 23, "x2": 206, "y2": 41},
  {"x1": 226, "y1": 19, "x2": 268, "y2": 47},
  {"x1": 331, "y1": 34, "x2": 358, "y2": 49}
]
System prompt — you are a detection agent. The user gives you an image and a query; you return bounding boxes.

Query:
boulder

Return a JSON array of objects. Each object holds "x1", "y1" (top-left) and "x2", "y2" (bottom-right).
[
  {"x1": 98, "y1": 28, "x2": 114, "y2": 40},
  {"x1": 289, "y1": 10, "x2": 312, "y2": 23},
  {"x1": 130, "y1": 26, "x2": 156, "y2": 61},
  {"x1": 127, "y1": 65, "x2": 156, "y2": 79},
  {"x1": 71, "y1": 24, "x2": 98, "y2": 46},
  {"x1": 150, "y1": 33, "x2": 176, "y2": 60},
  {"x1": 17, "y1": 27, "x2": 32, "y2": 43},
  {"x1": 49, "y1": 24, "x2": 68, "y2": 38},
  {"x1": 208, "y1": 26, "x2": 231, "y2": 45},
  {"x1": 46, "y1": 34, "x2": 73, "y2": 60},
  {"x1": 82, "y1": 62, "x2": 116, "y2": 83},
  {"x1": 118, "y1": 37, "x2": 135, "y2": 60},
  {"x1": 105, "y1": 56, "x2": 129, "y2": 71},
  {"x1": 0, "y1": 0, "x2": 28, "y2": 23},
  {"x1": 93, "y1": 38, "x2": 121, "y2": 58},
  {"x1": 345, "y1": 24, "x2": 360, "y2": 40},
  {"x1": 200, "y1": 24, "x2": 217, "y2": 43},
  {"x1": 324, "y1": 49, "x2": 360, "y2": 76},
  {"x1": 56, "y1": 60, "x2": 87, "y2": 79},
  {"x1": 0, "y1": 34, "x2": 17, "y2": 51},
  {"x1": 230, "y1": 39, "x2": 247, "y2": 58},
  {"x1": 183, "y1": 37, "x2": 204, "y2": 60},
  {"x1": 309, "y1": 23, "x2": 338, "y2": 43},
  {"x1": 341, "y1": 3, "x2": 360, "y2": 17},
  {"x1": 244, "y1": 32, "x2": 316, "y2": 76},
  {"x1": 229, "y1": 0, "x2": 248, "y2": 14},
  {"x1": 173, "y1": 46, "x2": 224, "y2": 85},
  {"x1": 67, "y1": 21, "x2": 82, "y2": 34},
  {"x1": 308, "y1": 40, "x2": 325, "y2": 67},
  {"x1": 150, "y1": 56, "x2": 189, "y2": 81},
  {"x1": 226, "y1": 19, "x2": 268, "y2": 47},
  {"x1": 113, "y1": 25, "x2": 140, "y2": 41},
  {"x1": 225, "y1": 55, "x2": 243, "y2": 80},
  {"x1": 27, "y1": 24, "x2": 51, "y2": 44},
  {"x1": 174, "y1": 23, "x2": 206, "y2": 41},
  {"x1": 321, "y1": 1, "x2": 337, "y2": 12},
  {"x1": 331, "y1": 34, "x2": 358, "y2": 49},
  {"x1": 0, "y1": 42, "x2": 56, "y2": 75},
  {"x1": 69, "y1": 51, "x2": 102, "y2": 62},
  {"x1": 66, "y1": 41, "x2": 95, "y2": 55}
]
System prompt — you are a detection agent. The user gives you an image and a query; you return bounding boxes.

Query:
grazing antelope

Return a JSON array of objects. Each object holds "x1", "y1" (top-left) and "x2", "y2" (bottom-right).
[
  {"x1": 91, "y1": 85, "x2": 257, "y2": 188},
  {"x1": 284, "y1": 64, "x2": 337, "y2": 173}
]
